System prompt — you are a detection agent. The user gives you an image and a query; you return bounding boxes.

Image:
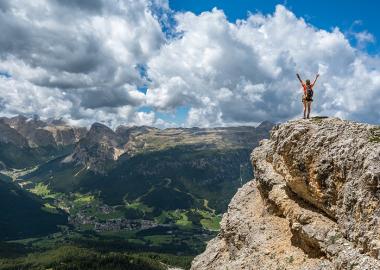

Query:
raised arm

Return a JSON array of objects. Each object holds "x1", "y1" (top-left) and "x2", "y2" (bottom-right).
[
  {"x1": 312, "y1": 74, "x2": 320, "y2": 86},
  {"x1": 296, "y1": 73, "x2": 303, "y2": 84}
]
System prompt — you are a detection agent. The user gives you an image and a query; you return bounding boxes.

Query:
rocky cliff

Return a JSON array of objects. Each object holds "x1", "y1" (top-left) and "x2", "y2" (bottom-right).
[
  {"x1": 0, "y1": 116, "x2": 88, "y2": 169},
  {"x1": 68, "y1": 122, "x2": 273, "y2": 174},
  {"x1": 0, "y1": 115, "x2": 87, "y2": 148},
  {"x1": 191, "y1": 117, "x2": 380, "y2": 270},
  {"x1": 69, "y1": 122, "x2": 126, "y2": 173}
]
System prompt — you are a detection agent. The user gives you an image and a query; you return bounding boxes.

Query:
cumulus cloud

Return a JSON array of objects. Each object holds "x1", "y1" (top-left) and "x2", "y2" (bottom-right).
[
  {"x1": 0, "y1": 0, "x2": 167, "y2": 127},
  {"x1": 354, "y1": 31, "x2": 375, "y2": 49},
  {"x1": 147, "y1": 5, "x2": 380, "y2": 126},
  {"x1": 0, "y1": 2, "x2": 379, "y2": 127}
]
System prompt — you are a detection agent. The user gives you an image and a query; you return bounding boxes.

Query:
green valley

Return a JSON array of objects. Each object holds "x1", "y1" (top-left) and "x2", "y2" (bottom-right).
[{"x1": 0, "y1": 116, "x2": 273, "y2": 269}]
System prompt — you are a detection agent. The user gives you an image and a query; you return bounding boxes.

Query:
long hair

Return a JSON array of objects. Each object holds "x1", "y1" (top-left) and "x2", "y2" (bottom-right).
[{"x1": 306, "y1": 79, "x2": 311, "y2": 85}]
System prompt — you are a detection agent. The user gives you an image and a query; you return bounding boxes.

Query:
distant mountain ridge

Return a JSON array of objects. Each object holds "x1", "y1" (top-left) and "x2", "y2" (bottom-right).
[
  {"x1": 0, "y1": 115, "x2": 87, "y2": 148},
  {"x1": 0, "y1": 115, "x2": 275, "y2": 243},
  {"x1": 0, "y1": 115, "x2": 87, "y2": 169},
  {"x1": 12, "y1": 118, "x2": 274, "y2": 215},
  {"x1": 0, "y1": 115, "x2": 275, "y2": 173},
  {"x1": 68, "y1": 121, "x2": 275, "y2": 174}
]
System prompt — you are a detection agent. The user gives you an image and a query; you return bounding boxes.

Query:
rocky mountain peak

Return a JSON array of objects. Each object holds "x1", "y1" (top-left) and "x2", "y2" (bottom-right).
[
  {"x1": 87, "y1": 122, "x2": 120, "y2": 144},
  {"x1": 1, "y1": 115, "x2": 27, "y2": 129},
  {"x1": 192, "y1": 117, "x2": 380, "y2": 269},
  {"x1": 82, "y1": 123, "x2": 126, "y2": 151},
  {"x1": 0, "y1": 121, "x2": 28, "y2": 147},
  {"x1": 257, "y1": 120, "x2": 276, "y2": 130},
  {"x1": 89, "y1": 122, "x2": 113, "y2": 132},
  {"x1": 0, "y1": 115, "x2": 86, "y2": 148},
  {"x1": 70, "y1": 123, "x2": 125, "y2": 174}
]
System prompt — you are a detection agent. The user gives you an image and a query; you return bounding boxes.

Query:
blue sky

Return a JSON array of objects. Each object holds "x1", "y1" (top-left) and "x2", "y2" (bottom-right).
[
  {"x1": 0, "y1": 0, "x2": 379, "y2": 127},
  {"x1": 156, "y1": 0, "x2": 379, "y2": 125},
  {"x1": 170, "y1": 0, "x2": 379, "y2": 54}
]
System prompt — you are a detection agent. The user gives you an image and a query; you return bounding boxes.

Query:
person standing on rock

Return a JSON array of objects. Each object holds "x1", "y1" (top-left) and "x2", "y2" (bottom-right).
[{"x1": 296, "y1": 73, "x2": 319, "y2": 119}]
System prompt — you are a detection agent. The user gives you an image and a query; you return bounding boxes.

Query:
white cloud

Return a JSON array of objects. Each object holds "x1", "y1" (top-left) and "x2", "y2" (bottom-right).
[
  {"x1": 0, "y1": 0, "x2": 168, "y2": 127},
  {"x1": 0, "y1": 76, "x2": 73, "y2": 119},
  {"x1": 0, "y1": 2, "x2": 379, "y2": 127},
  {"x1": 354, "y1": 31, "x2": 375, "y2": 48},
  {"x1": 146, "y1": 5, "x2": 380, "y2": 125}
]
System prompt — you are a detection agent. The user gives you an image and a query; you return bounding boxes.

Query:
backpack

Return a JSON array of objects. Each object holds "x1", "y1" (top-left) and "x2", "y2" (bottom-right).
[{"x1": 306, "y1": 85, "x2": 313, "y2": 99}]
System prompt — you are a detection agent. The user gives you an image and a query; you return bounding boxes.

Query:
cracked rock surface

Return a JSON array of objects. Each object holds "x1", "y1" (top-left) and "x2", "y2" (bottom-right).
[{"x1": 191, "y1": 118, "x2": 380, "y2": 270}]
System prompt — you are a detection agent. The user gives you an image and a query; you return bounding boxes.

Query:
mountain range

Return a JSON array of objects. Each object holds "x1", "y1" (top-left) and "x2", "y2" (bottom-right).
[
  {"x1": 0, "y1": 115, "x2": 274, "y2": 242},
  {"x1": 0, "y1": 115, "x2": 86, "y2": 169}
]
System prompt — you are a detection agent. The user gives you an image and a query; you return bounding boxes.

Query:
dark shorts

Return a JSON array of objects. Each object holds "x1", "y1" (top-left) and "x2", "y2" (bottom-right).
[{"x1": 302, "y1": 97, "x2": 313, "y2": 102}]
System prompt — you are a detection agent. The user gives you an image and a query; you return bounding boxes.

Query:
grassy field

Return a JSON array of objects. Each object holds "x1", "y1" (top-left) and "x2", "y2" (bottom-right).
[
  {"x1": 0, "y1": 245, "x2": 169, "y2": 270},
  {"x1": 2, "y1": 179, "x2": 218, "y2": 269},
  {"x1": 1, "y1": 224, "x2": 212, "y2": 269}
]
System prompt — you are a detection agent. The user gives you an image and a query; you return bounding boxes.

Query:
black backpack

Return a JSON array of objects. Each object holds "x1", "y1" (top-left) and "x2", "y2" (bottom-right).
[{"x1": 306, "y1": 85, "x2": 313, "y2": 99}]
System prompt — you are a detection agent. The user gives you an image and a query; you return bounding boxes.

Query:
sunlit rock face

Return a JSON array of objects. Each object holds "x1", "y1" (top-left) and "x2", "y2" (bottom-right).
[
  {"x1": 70, "y1": 122, "x2": 274, "y2": 175},
  {"x1": 0, "y1": 115, "x2": 87, "y2": 169},
  {"x1": 0, "y1": 115, "x2": 87, "y2": 148},
  {"x1": 192, "y1": 117, "x2": 380, "y2": 270}
]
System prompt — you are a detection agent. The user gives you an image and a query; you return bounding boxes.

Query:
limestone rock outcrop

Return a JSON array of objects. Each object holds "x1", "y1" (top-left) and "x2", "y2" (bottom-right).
[
  {"x1": 70, "y1": 122, "x2": 274, "y2": 174},
  {"x1": 192, "y1": 117, "x2": 380, "y2": 270},
  {"x1": 0, "y1": 115, "x2": 86, "y2": 148},
  {"x1": 70, "y1": 122, "x2": 126, "y2": 174}
]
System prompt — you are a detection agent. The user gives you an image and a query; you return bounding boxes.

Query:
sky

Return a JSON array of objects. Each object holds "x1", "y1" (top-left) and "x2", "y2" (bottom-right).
[
  {"x1": 0, "y1": 0, "x2": 379, "y2": 128},
  {"x1": 171, "y1": 0, "x2": 380, "y2": 55}
]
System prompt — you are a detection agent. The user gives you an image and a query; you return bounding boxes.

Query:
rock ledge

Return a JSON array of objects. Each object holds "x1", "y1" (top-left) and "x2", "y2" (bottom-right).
[{"x1": 191, "y1": 118, "x2": 380, "y2": 270}]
